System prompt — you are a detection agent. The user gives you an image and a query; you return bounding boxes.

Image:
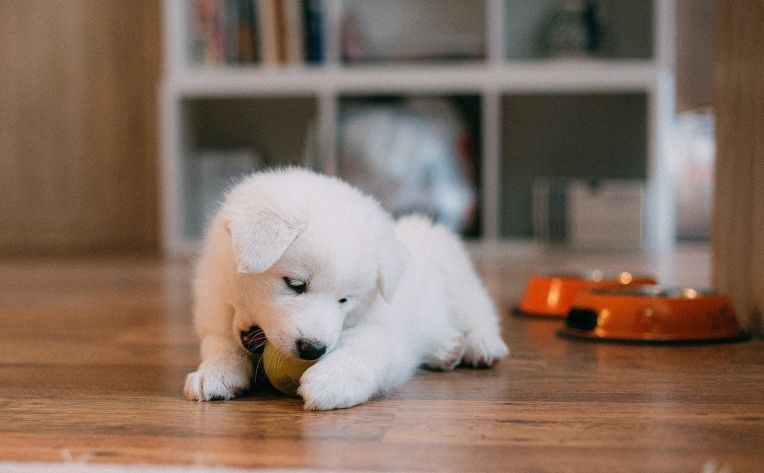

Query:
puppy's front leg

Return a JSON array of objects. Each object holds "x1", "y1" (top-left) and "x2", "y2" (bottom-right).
[
  {"x1": 298, "y1": 317, "x2": 417, "y2": 410},
  {"x1": 184, "y1": 289, "x2": 253, "y2": 401},
  {"x1": 184, "y1": 331, "x2": 253, "y2": 401}
]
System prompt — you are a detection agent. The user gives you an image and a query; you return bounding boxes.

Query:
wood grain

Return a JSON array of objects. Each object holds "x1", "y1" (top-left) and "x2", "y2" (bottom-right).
[
  {"x1": 0, "y1": 0, "x2": 160, "y2": 254},
  {"x1": 712, "y1": 0, "x2": 764, "y2": 336},
  {"x1": 0, "y1": 252, "x2": 762, "y2": 472},
  {"x1": 676, "y1": 0, "x2": 714, "y2": 111}
]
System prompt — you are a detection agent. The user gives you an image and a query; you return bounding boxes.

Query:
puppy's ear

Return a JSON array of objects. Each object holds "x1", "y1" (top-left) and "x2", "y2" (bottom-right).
[
  {"x1": 377, "y1": 237, "x2": 409, "y2": 303},
  {"x1": 227, "y1": 211, "x2": 304, "y2": 274}
]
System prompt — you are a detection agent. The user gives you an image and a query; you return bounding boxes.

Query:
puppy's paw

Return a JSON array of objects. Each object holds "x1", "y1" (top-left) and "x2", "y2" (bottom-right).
[
  {"x1": 184, "y1": 356, "x2": 253, "y2": 401},
  {"x1": 424, "y1": 333, "x2": 465, "y2": 371},
  {"x1": 298, "y1": 358, "x2": 376, "y2": 411},
  {"x1": 462, "y1": 329, "x2": 509, "y2": 368}
]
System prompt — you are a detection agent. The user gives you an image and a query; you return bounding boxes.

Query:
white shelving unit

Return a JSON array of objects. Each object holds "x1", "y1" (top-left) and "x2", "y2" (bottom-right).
[{"x1": 160, "y1": 0, "x2": 676, "y2": 257}]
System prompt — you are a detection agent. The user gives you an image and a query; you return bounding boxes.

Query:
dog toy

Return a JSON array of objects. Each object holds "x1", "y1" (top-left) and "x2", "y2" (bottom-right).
[
  {"x1": 263, "y1": 341, "x2": 317, "y2": 397},
  {"x1": 240, "y1": 325, "x2": 317, "y2": 397}
]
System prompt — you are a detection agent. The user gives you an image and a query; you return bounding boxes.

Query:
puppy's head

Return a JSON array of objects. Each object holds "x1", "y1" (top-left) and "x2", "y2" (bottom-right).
[{"x1": 224, "y1": 171, "x2": 408, "y2": 361}]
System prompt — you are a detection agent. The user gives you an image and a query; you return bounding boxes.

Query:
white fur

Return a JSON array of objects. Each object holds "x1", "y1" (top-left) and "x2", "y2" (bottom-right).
[{"x1": 184, "y1": 168, "x2": 509, "y2": 410}]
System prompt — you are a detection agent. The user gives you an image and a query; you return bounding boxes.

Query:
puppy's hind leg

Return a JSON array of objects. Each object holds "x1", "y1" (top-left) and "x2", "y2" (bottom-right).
[
  {"x1": 424, "y1": 328, "x2": 464, "y2": 371},
  {"x1": 411, "y1": 219, "x2": 508, "y2": 368},
  {"x1": 462, "y1": 326, "x2": 509, "y2": 368},
  {"x1": 444, "y1": 255, "x2": 509, "y2": 368}
]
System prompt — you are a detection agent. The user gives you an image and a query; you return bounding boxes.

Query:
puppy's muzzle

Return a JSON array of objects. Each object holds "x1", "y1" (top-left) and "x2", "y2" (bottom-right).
[{"x1": 296, "y1": 338, "x2": 326, "y2": 360}]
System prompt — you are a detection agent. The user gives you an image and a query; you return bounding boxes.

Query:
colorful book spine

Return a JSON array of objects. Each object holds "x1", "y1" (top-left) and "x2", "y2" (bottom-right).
[
  {"x1": 303, "y1": 0, "x2": 324, "y2": 64},
  {"x1": 257, "y1": 0, "x2": 281, "y2": 65},
  {"x1": 190, "y1": 0, "x2": 226, "y2": 64},
  {"x1": 190, "y1": 0, "x2": 319, "y2": 66},
  {"x1": 237, "y1": 0, "x2": 258, "y2": 63},
  {"x1": 283, "y1": 0, "x2": 306, "y2": 64},
  {"x1": 223, "y1": 0, "x2": 240, "y2": 63}
]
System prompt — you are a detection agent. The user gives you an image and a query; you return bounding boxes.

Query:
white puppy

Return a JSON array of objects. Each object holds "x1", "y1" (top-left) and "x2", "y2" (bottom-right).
[{"x1": 184, "y1": 168, "x2": 508, "y2": 410}]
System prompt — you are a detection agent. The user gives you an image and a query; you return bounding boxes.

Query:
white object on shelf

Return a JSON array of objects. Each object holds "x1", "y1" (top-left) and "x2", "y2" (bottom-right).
[
  {"x1": 567, "y1": 180, "x2": 645, "y2": 250},
  {"x1": 340, "y1": 0, "x2": 485, "y2": 62},
  {"x1": 338, "y1": 99, "x2": 476, "y2": 233},
  {"x1": 672, "y1": 111, "x2": 714, "y2": 240},
  {"x1": 531, "y1": 178, "x2": 567, "y2": 243},
  {"x1": 197, "y1": 150, "x2": 261, "y2": 231}
]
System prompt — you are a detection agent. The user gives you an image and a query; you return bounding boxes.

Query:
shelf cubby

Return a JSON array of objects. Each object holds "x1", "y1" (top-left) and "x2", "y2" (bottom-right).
[
  {"x1": 500, "y1": 92, "x2": 648, "y2": 238},
  {"x1": 179, "y1": 95, "x2": 318, "y2": 239}
]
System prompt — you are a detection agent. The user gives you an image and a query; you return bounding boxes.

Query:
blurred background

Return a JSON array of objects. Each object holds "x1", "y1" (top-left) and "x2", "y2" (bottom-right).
[
  {"x1": 0, "y1": 0, "x2": 717, "y2": 256},
  {"x1": 1, "y1": 1, "x2": 160, "y2": 254}
]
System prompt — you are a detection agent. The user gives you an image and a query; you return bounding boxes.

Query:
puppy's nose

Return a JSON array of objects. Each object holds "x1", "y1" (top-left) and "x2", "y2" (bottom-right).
[{"x1": 296, "y1": 338, "x2": 326, "y2": 360}]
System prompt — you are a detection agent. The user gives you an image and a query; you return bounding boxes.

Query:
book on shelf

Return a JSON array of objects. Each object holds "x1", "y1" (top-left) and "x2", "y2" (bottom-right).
[
  {"x1": 283, "y1": 0, "x2": 306, "y2": 64},
  {"x1": 190, "y1": 0, "x2": 226, "y2": 64},
  {"x1": 189, "y1": 0, "x2": 324, "y2": 66},
  {"x1": 237, "y1": 0, "x2": 258, "y2": 63},
  {"x1": 256, "y1": 0, "x2": 283, "y2": 65},
  {"x1": 303, "y1": 0, "x2": 324, "y2": 64}
]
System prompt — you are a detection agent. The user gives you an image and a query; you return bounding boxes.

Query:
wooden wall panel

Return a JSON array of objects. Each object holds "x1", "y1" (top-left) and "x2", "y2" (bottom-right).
[
  {"x1": 712, "y1": 0, "x2": 764, "y2": 335},
  {"x1": 0, "y1": 0, "x2": 160, "y2": 253}
]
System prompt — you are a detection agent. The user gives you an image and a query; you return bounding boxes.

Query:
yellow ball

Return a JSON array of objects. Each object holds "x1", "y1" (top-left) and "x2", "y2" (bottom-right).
[{"x1": 263, "y1": 341, "x2": 317, "y2": 397}]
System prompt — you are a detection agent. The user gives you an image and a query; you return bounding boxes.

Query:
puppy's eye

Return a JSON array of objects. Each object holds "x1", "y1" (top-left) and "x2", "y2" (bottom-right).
[
  {"x1": 338, "y1": 297, "x2": 348, "y2": 304},
  {"x1": 283, "y1": 277, "x2": 307, "y2": 294}
]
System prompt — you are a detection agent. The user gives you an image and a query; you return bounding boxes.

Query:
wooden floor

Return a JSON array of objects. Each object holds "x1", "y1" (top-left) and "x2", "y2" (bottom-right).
[{"x1": 0, "y1": 247, "x2": 762, "y2": 472}]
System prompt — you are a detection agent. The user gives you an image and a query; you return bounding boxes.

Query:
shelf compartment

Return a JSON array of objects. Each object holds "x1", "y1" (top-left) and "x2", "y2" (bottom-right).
[
  {"x1": 500, "y1": 92, "x2": 648, "y2": 240},
  {"x1": 179, "y1": 95, "x2": 318, "y2": 238}
]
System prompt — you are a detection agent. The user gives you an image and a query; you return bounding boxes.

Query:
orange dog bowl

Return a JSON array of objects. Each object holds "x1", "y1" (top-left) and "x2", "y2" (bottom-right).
[
  {"x1": 559, "y1": 285, "x2": 750, "y2": 343},
  {"x1": 516, "y1": 271, "x2": 656, "y2": 318}
]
